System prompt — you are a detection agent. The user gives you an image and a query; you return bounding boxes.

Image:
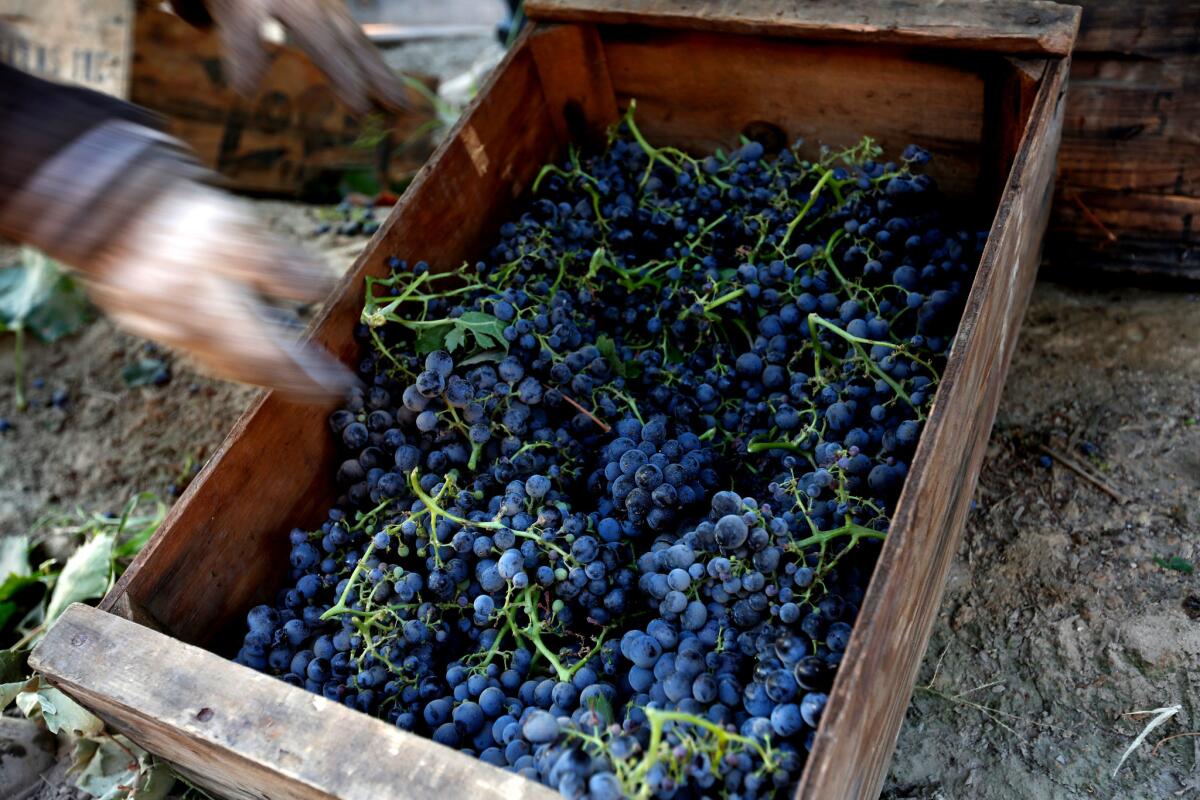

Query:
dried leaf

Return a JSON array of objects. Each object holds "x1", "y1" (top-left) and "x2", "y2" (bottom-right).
[
  {"x1": 18, "y1": 684, "x2": 104, "y2": 737},
  {"x1": 0, "y1": 675, "x2": 37, "y2": 708}
]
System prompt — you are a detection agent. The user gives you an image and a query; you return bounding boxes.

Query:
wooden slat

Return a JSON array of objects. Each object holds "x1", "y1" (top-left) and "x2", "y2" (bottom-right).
[
  {"x1": 31, "y1": 605, "x2": 557, "y2": 800},
  {"x1": 101, "y1": 29, "x2": 564, "y2": 645},
  {"x1": 525, "y1": 0, "x2": 1082, "y2": 56},
  {"x1": 528, "y1": 24, "x2": 620, "y2": 150},
  {"x1": 1044, "y1": 237, "x2": 1200, "y2": 284},
  {"x1": 1053, "y1": 189, "x2": 1200, "y2": 241},
  {"x1": 796, "y1": 57, "x2": 1069, "y2": 799},
  {"x1": 601, "y1": 29, "x2": 990, "y2": 202},
  {"x1": 1073, "y1": 0, "x2": 1200, "y2": 55}
]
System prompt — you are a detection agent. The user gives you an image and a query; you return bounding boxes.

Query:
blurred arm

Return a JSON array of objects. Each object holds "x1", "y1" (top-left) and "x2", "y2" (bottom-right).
[
  {"x1": 0, "y1": 63, "x2": 190, "y2": 264},
  {"x1": 0, "y1": 63, "x2": 355, "y2": 400}
]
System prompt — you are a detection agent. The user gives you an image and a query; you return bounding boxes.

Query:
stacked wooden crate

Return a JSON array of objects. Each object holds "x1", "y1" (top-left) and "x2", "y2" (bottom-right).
[{"x1": 1047, "y1": 1, "x2": 1199, "y2": 280}]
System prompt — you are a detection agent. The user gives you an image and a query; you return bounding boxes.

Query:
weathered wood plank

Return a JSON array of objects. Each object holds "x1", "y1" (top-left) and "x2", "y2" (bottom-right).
[
  {"x1": 601, "y1": 29, "x2": 989, "y2": 202},
  {"x1": 32, "y1": 604, "x2": 557, "y2": 800},
  {"x1": 796, "y1": 56, "x2": 1070, "y2": 800},
  {"x1": 1053, "y1": 189, "x2": 1200, "y2": 242},
  {"x1": 1073, "y1": 0, "x2": 1200, "y2": 55},
  {"x1": 102, "y1": 29, "x2": 564, "y2": 645},
  {"x1": 525, "y1": 0, "x2": 1081, "y2": 55},
  {"x1": 130, "y1": 2, "x2": 436, "y2": 196}
]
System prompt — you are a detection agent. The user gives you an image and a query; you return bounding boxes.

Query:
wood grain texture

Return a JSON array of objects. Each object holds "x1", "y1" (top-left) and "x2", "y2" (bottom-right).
[
  {"x1": 32, "y1": 604, "x2": 558, "y2": 800},
  {"x1": 601, "y1": 29, "x2": 989, "y2": 203},
  {"x1": 130, "y1": 2, "x2": 436, "y2": 196},
  {"x1": 1047, "y1": 0, "x2": 1199, "y2": 275},
  {"x1": 102, "y1": 29, "x2": 563, "y2": 645},
  {"x1": 796, "y1": 57, "x2": 1069, "y2": 800},
  {"x1": 1045, "y1": 190, "x2": 1200, "y2": 284},
  {"x1": 525, "y1": 0, "x2": 1081, "y2": 55},
  {"x1": 529, "y1": 24, "x2": 620, "y2": 149}
]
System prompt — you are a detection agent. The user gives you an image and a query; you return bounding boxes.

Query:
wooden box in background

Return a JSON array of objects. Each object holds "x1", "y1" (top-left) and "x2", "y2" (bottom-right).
[
  {"x1": 1047, "y1": 0, "x2": 1200, "y2": 281},
  {"x1": 130, "y1": 1, "x2": 436, "y2": 196},
  {"x1": 30, "y1": 2, "x2": 1079, "y2": 799},
  {"x1": 1, "y1": 0, "x2": 437, "y2": 196}
]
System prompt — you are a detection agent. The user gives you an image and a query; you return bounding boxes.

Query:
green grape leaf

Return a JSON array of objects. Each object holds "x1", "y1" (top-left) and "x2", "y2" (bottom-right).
[
  {"x1": 0, "y1": 676, "x2": 36, "y2": 709},
  {"x1": 454, "y1": 312, "x2": 507, "y2": 352},
  {"x1": 73, "y1": 734, "x2": 174, "y2": 800},
  {"x1": 0, "y1": 249, "x2": 89, "y2": 341},
  {"x1": 596, "y1": 335, "x2": 622, "y2": 374},
  {"x1": 15, "y1": 682, "x2": 104, "y2": 736},
  {"x1": 458, "y1": 349, "x2": 505, "y2": 366},
  {"x1": 121, "y1": 358, "x2": 168, "y2": 388},
  {"x1": 596, "y1": 334, "x2": 643, "y2": 380},
  {"x1": 444, "y1": 325, "x2": 467, "y2": 353},
  {"x1": 44, "y1": 532, "x2": 114, "y2": 626},
  {"x1": 1153, "y1": 556, "x2": 1194, "y2": 574},
  {"x1": 26, "y1": 274, "x2": 90, "y2": 341},
  {"x1": 413, "y1": 322, "x2": 454, "y2": 355}
]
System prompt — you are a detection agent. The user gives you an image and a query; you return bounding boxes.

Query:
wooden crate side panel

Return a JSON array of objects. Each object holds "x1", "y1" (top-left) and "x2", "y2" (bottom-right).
[
  {"x1": 129, "y1": 3, "x2": 435, "y2": 195},
  {"x1": 525, "y1": 0, "x2": 1081, "y2": 55},
  {"x1": 1059, "y1": 55, "x2": 1200, "y2": 197},
  {"x1": 528, "y1": 24, "x2": 620, "y2": 148},
  {"x1": 600, "y1": 30, "x2": 989, "y2": 203},
  {"x1": 1073, "y1": 0, "x2": 1200, "y2": 56},
  {"x1": 32, "y1": 605, "x2": 558, "y2": 800},
  {"x1": 797, "y1": 58, "x2": 1069, "y2": 800},
  {"x1": 108, "y1": 34, "x2": 562, "y2": 644}
]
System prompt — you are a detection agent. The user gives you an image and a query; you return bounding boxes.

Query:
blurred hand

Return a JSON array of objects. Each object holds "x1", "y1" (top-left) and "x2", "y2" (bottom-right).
[
  {"x1": 203, "y1": 0, "x2": 412, "y2": 114},
  {"x1": 85, "y1": 179, "x2": 357, "y2": 400}
]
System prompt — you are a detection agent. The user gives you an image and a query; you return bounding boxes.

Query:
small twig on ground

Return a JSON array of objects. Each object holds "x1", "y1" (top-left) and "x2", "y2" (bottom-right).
[
  {"x1": 1114, "y1": 705, "x2": 1182, "y2": 777},
  {"x1": 559, "y1": 392, "x2": 611, "y2": 433},
  {"x1": 1151, "y1": 731, "x2": 1200, "y2": 757},
  {"x1": 916, "y1": 684, "x2": 1020, "y2": 737},
  {"x1": 917, "y1": 646, "x2": 1074, "y2": 739},
  {"x1": 1038, "y1": 444, "x2": 1126, "y2": 504},
  {"x1": 1068, "y1": 191, "x2": 1118, "y2": 244}
]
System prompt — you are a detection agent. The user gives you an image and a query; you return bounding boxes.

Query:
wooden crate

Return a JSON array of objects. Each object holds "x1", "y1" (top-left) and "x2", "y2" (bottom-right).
[
  {"x1": 1046, "y1": 0, "x2": 1200, "y2": 281},
  {"x1": 128, "y1": 1, "x2": 437, "y2": 196},
  {"x1": 30, "y1": 2, "x2": 1079, "y2": 799},
  {"x1": 0, "y1": 0, "x2": 436, "y2": 196}
]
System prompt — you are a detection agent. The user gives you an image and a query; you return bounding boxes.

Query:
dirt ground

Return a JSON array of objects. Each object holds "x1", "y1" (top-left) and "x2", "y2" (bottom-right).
[
  {"x1": 884, "y1": 285, "x2": 1200, "y2": 799},
  {"x1": 0, "y1": 201, "x2": 364, "y2": 541}
]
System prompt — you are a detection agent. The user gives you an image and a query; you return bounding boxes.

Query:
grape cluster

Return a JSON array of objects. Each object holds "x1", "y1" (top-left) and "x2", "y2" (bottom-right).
[
  {"x1": 591, "y1": 417, "x2": 717, "y2": 535},
  {"x1": 234, "y1": 104, "x2": 981, "y2": 799}
]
